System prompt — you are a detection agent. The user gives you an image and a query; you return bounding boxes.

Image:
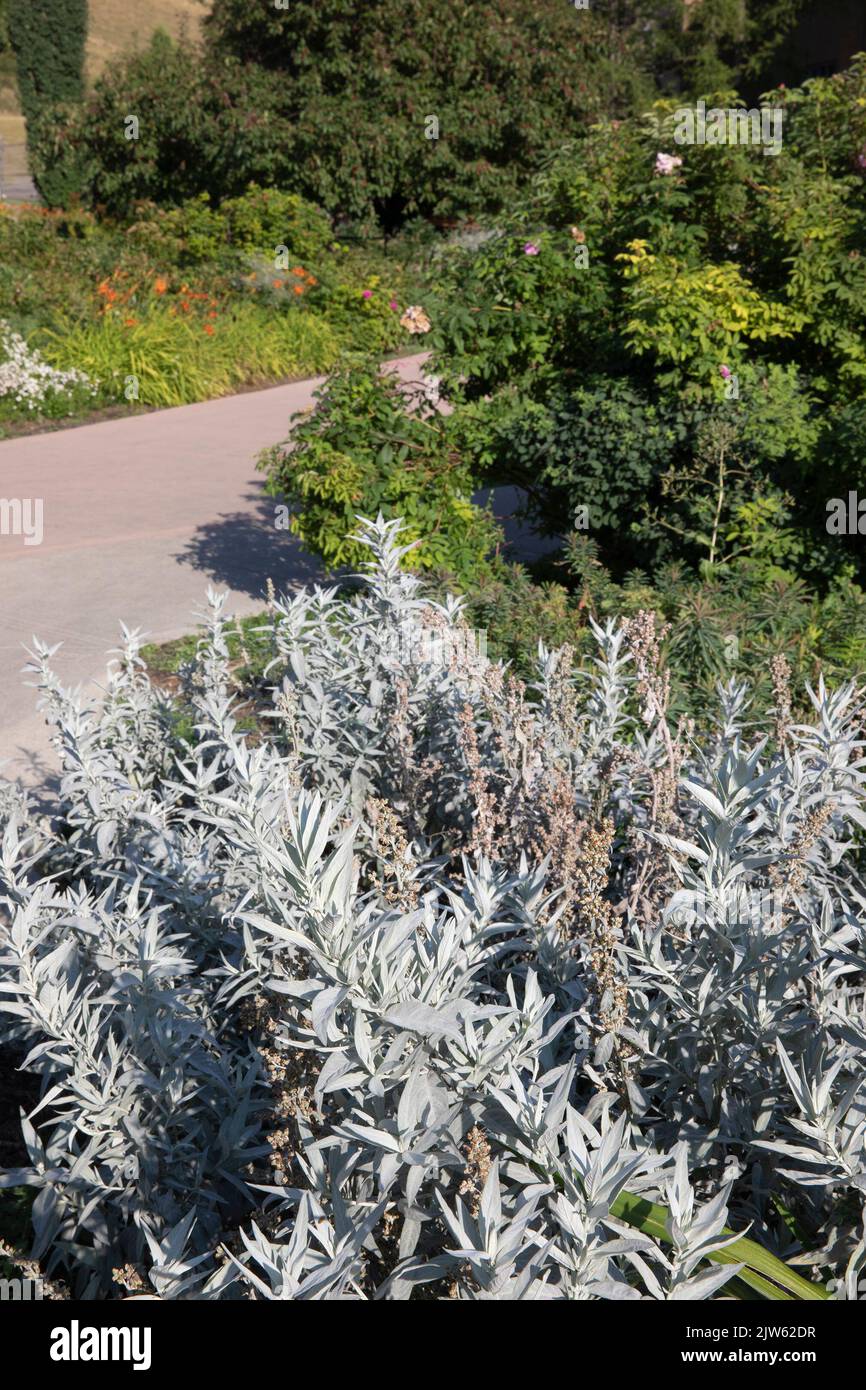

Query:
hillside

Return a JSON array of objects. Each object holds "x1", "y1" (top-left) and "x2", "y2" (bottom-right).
[{"x1": 84, "y1": 0, "x2": 204, "y2": 87}]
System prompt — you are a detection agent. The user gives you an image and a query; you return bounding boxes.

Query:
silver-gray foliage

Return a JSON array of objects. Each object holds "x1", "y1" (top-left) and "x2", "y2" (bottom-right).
[{"x1": 1, "y1": 516, "x2": 864, "y2": 1299}]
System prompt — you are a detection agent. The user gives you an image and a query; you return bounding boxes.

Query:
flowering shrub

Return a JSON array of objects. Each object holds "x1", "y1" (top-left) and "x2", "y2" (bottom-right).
[
  {"x1": 1, "y1": 517, "x2": 863, "y2": 1300},
  {"x1": 0, "y1": 319, "x2": 97, "y2": 416},
  {"x1": 266, "y1": 57, "x2": 865, "y2": 641}
]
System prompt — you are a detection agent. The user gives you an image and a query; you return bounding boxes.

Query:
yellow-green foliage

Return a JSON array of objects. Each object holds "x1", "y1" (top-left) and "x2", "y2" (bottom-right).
[
  {"x1": 39, "y1": 303, "x2": 341, "y2": 409},
  {"x1": 617, "y1": 239, "x2": 803, "y2": 383}
]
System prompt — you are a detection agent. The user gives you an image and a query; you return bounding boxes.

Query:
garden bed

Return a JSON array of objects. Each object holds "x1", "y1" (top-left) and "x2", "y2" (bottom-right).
[{"x1": 0, "y1": 188, "x2": 433, "y2": 429}]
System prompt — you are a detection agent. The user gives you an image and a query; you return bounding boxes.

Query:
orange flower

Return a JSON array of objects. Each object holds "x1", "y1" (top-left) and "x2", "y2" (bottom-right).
[
  {"x1": 124, "y1": 316, "x2": 138, "y2": 327},
  {"x1": 180, "y1": 299, "x2": 191, "y2": 312},
  {"x1": 273, "y1": 279, "x2": 283, "y2": 289},
  {"x1": 291, "y1": 267, "x2": 304, "y2": 276},
  {"x1": 153, "y1": 276, "x2": 168, "y2": 295},
  {"x1": 293, "y1": 284, "x2": 304, "y2": 295},
  {"x1": 203, "y1": 323, "x2": 214, "y2": 335}
]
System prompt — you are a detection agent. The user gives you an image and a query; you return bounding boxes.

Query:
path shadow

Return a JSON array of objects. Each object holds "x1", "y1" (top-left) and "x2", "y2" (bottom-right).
[
  {"x1": 177, "y1": 484, "x2": 561, "y2": 599},
  {"x1": 175, "y1": 490, "x2": 325, "y2": 597},
  {"x1": 2, "y1": 747, "x2": 61, "y2": 817},
  {"x1": 474, "y1": 485, "x2": 563, "y2": 564}
]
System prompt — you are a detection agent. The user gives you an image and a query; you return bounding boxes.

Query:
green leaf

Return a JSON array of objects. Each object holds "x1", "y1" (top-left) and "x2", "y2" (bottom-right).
[{"x1": 611, "y1": 1191, "x2": 829, "y2": 1302}]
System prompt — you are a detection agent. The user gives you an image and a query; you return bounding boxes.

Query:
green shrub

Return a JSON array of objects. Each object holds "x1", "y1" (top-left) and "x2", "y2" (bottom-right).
[
  {"x1": 470, "y1": 362, "x2": 824, "y2": 581},
  {"x1": 417, "y1": 60, "x2": 866, "y2": 593},
  {"x1": 127, "y1": 186, "x2": 335, "y2": 269},
  {"x1": 203, "y1": 1, "x2": 815, "y2": 227},
  {"x1": 37, "y1": 6, "x2": 657, "y2": 229},
  {"x1": 32, "y1": 31, "x2": 286, "y2": 215},
  {"x1": 220, "y1": 184, "x2": 333, "y2": 261},
  {"x1": 269, "y1": 58, "x2": 866, "y2": 677},
  {"x1": 258, "y1": 359, "x2": 501, "y2": 586}
]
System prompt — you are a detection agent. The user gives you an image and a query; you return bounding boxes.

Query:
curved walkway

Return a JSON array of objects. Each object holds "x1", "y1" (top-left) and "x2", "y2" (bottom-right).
[{"x1": 0, "y1": 355, "x2": 431, "y2": 792}]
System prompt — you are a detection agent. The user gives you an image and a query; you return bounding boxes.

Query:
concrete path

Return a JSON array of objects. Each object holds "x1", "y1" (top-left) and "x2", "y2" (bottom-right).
[
  {"x1": 0, "y1": 137, "x2": 38, "y2": 204},
  {"x1": 0, "y1": 355, "x2": 432, "y2": 793}
]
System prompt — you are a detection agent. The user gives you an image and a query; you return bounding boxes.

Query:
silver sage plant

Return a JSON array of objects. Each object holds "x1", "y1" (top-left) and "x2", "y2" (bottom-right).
[{"x1": 0, "y1": 517, "x2": 863, "y2": 1301}]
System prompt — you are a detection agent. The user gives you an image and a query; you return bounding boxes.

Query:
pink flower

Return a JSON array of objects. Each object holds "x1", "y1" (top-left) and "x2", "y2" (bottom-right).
[
  {"x1": 654, "y1": 152, "x2": 683, "y2": 177},
  {"x1": 857, "y1": 148, "x2": 866, "y2": 170},
  {"x1": 523, "y1": 242, "x2": 539, "y2": 255},
  {"x1": 389, "y1": 299, "x2": 399, "y2": 311},
  {"x1": 362, "y1": 289, "x2": 373, "y2": 299},
  {"x1": 719, "y1": 365, "x2": 732, "y2": 380}
]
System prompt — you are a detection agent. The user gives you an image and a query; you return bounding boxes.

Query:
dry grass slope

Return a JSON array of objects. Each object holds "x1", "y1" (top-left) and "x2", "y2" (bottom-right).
[{"x1": 84, "y1": 0, "x2": 204, "y2": 86}]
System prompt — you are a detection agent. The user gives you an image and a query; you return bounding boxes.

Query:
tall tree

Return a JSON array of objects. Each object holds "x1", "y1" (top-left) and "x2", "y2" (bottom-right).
[{"x1": 7, "y1": 0, "x2": 88, "y2": 202}]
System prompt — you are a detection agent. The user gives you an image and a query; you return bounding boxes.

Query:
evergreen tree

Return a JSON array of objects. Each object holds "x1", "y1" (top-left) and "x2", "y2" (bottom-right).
[{"x1": 7, "y1": 0, "x2": 88, "y2": 202}]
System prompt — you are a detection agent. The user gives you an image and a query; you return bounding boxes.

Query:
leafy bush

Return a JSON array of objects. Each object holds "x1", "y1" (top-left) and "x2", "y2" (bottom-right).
[
  {"x1": 30, "y1": 31, "x2": 286, "y2": 216},
  {"x1": 258, "y1": 360, "x2": 501, "y2": 586},
  {"x1": 50, "y1": 1, "x2": 653, "y2": 232},
  {"x1": 299, "y1": 59, "x2": 864, "y2": 598},
  {"x1": 203, "y1": 0, "x2": 822, "y2": 234},
  {"x1": 2, "y1": 517, "x2": 863, "y2": 1300},
  {"x1": 127, "y1": 185, "x2": 334, "y2": 269},
  {"x1": 220, "y1": 185, "x2": 333, "y2": 263}
]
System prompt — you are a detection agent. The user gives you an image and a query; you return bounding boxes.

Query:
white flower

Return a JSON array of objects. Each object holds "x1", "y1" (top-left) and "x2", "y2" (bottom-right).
[{"x1": 0, "y1": 321, "x2": 98, "y2": 411}]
